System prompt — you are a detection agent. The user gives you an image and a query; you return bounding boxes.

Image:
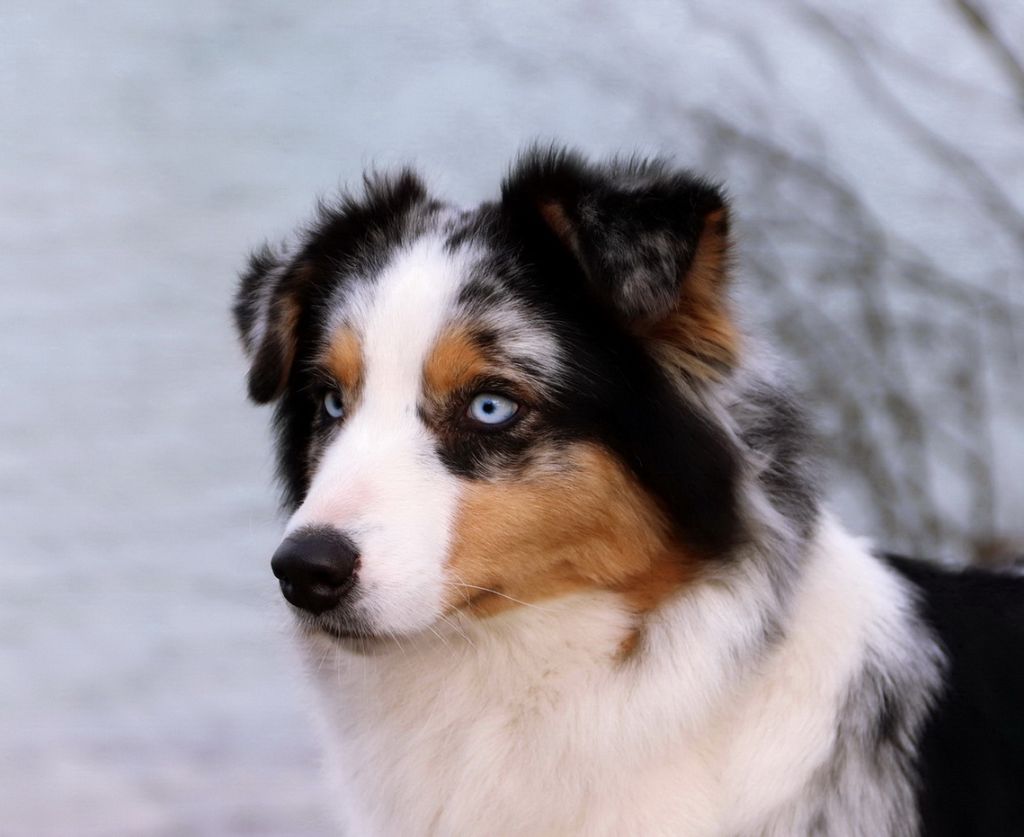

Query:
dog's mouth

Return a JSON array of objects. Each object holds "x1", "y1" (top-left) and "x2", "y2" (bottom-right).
[{"x1": 296, "y1": 611, "x2": 382, "y2": 645}]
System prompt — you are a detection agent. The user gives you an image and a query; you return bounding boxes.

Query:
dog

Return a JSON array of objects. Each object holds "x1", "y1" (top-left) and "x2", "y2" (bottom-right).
[{"x1": 234, "y1": 147, "x2": 1024, "y2": 836}]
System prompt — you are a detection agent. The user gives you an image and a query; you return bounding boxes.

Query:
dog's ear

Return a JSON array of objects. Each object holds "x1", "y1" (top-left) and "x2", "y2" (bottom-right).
[
  {"x1": 502, "y1": 147, "x2": 737, "y2": 374},
  {"x1": 234, "y1": 169, "x2": 433, "y2": 404},
  {"x1": 233, "y1": 243, "x2": 313, "y2": 404}
]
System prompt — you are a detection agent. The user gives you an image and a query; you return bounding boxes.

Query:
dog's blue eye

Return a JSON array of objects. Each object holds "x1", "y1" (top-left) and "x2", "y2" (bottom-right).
[
  {"x1": 323, "y1": 390, "x2": 345, "y2": 420},
  {"x1": 467, "y1": 393, "x2": 519, "y2": 426}
]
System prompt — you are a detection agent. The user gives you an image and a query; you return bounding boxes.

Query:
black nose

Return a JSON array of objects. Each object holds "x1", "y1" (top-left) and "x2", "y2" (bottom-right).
[{"x1": 271, "y1": 527, "x2": 359, "y2": 614}]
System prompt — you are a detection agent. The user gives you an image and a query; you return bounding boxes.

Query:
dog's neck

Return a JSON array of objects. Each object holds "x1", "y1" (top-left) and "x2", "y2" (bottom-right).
[{"x1": 300, "y1": 515, "x2": 938, "y2": 836}]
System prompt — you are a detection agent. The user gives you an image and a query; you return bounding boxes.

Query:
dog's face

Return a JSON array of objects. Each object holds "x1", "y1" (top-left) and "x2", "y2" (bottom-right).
[{"x1": 235, "y1": 149, "x2": 743, "y2": 640}]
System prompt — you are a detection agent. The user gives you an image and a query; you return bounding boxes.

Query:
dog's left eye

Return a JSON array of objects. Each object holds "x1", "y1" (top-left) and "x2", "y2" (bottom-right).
[
  {"x1": 322, "y1": 390, "x2": 345, "y2": 420},
  {"x1": 467, "y1": 393, "x2": 519, "y2": 427}
]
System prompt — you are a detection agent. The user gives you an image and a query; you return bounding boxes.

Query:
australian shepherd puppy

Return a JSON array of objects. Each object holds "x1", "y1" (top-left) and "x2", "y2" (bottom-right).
[{"x1": 234, "y1": 147, "x2": 1024, "y2": 836}]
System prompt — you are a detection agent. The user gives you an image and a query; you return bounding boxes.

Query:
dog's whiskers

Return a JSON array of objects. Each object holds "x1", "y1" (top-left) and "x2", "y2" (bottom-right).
[
  {"x1": 385, "y1": 626, "x2": 409, "y2": 658},
  {"x1": 313, "y1": 640, "x2": 333, "y2": 676},
  {"x1": 448, "y1": 580, "x2": 555, "y2": 613},
  {"x1": 436, "y1": 611, "x2": 475, "y2": 646},
  {"x1": 425, "y1": 621, "x2": 452, "y2": 648}
]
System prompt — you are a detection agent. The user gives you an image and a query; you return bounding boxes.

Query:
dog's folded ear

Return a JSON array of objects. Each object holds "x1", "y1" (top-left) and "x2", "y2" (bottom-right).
[
  {"x1": 234, "y1": 170, "x2": 432, "y2": 404},
  {"x1": 502, "y1": 147, "x2": 737, "y2": 374},
  {"x1": 233, "y1": 243, "x2": 312, "y2": 404}
]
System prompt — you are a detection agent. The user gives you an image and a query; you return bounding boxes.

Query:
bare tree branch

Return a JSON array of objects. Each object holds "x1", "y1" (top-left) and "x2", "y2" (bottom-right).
[
  {"x1": 952, "y1": 0, "x2": 1024, "y2": 108},
  {"x1": 801, "y1": 5, "x2": 1024, "y2": 255}
]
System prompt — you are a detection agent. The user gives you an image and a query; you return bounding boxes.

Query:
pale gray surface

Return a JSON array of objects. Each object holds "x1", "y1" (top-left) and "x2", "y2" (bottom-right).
[{"x1": 2, "y1": 1, "x2": 1021, "y2": 834}]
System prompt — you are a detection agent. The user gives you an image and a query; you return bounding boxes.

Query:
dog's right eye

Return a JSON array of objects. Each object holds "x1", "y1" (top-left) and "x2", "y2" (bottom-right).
[
  {"x1": 466, "y1": 393, "x2": 520, "y2": 428},
  {"x1": 322, "y1": 390, "x2": 345, "y2": 420}
]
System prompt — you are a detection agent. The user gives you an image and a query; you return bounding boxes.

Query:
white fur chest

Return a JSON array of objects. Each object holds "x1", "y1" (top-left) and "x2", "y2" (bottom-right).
[
  {"x1": 303, "y1": 594, "x2": 719, "y2": 836},
  {"x1": 297, "y1": 521, "x2": 934, "y2": 837}
]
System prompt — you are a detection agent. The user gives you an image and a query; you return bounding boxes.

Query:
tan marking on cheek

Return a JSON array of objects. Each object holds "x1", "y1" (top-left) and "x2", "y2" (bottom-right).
[
  {"x1": 444, "y1": 444, "x2": 697, "y2": 631},
  {"x1": 423, "y1": 328, "x2": 490, "y2": 401},
  {"x1": 325, "y1": 327, "x2": 364, "y2": 397},
  {"x1": 647, "y1": 208, "x2": 740, "y2": 378}
]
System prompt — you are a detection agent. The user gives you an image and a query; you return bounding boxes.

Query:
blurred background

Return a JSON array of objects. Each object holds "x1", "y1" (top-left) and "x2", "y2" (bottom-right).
[{"x1": 2, "y1": 0, "x2": 1022, "y2": 833}]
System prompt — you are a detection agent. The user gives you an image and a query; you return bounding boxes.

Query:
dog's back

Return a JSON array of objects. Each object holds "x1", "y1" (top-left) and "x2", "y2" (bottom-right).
[{"x1": 887, "y1": 556, "x2": 1024, "y2": 836}]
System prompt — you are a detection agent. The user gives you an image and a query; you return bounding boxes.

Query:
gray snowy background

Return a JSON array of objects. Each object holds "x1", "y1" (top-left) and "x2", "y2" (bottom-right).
[{"x1": 2, "y1": 1, "x2": 1022, "y2": 834}]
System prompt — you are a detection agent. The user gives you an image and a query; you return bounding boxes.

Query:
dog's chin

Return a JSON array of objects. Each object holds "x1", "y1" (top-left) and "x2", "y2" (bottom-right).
[
  {"x1": 297, "y1": 613, "x2": 376, "y2": 641},
  {"x1": 294, "y1": 610, "x2": 422, "y2": 654}
]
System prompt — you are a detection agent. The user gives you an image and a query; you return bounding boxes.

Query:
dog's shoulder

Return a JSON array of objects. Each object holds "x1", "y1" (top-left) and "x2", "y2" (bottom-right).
[{"x1": 884, "y1": 554, "x2": 1024, "y2": 836}]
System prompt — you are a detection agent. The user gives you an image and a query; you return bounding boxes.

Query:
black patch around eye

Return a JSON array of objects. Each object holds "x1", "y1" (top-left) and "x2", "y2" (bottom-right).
[
  {"x1": 272, "y1": 360, "x2": 353, "y2": 510},
  {"x1": 549, "y1": 333, "x2": 741, "y2": 558},
  {"x1": 442, "y1": 201, "x2": 742, "y2": 559},
  {"x1": 273, "y1": 384, "x2": 318, "y2": 511},
  {"x1": 436, "y1": 428, "x2": 537, "y2": 479},
  {"x1": 429, "y1": 378, "x2": 538, "y2": 477}
]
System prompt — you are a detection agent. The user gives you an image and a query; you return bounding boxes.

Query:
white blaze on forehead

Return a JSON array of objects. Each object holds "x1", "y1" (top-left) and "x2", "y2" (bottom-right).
[
  {"x1": 287, "y1": 233, "x2": 469, "y2": 634},
  {"x1": 361, "y1": 236, "x2": 465, "y2": 411}
]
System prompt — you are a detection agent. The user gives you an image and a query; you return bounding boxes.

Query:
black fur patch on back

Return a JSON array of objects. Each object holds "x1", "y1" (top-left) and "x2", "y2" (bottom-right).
[{"x1": 884, "y1": 555, "x2": 1024, "y2": 836}]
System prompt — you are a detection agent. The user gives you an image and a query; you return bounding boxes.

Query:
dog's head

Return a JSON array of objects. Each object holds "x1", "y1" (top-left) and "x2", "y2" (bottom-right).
[{"x1": 235, "y1": 147, "x2": 744, "y2": 640}]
